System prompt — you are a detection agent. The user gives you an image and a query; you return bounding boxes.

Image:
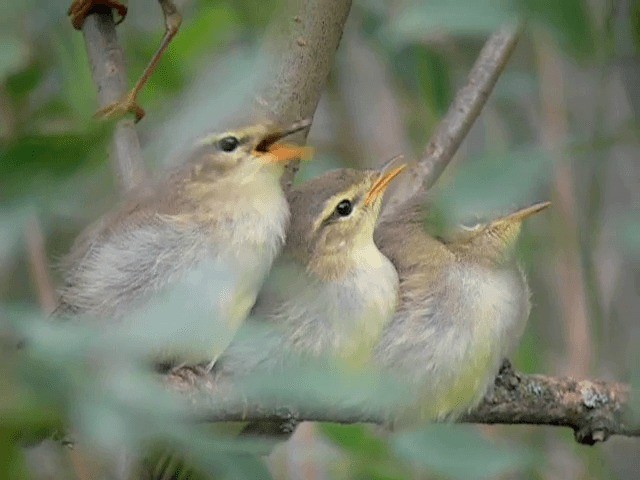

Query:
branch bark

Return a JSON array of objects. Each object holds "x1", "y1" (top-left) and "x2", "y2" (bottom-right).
[
  {"x1": 164, "y1": 361, "x2": 638, "y2": 446},
  {"x1": 80, "y1": 7, "x2": 145, "y2": 191},
  {"x1": 388, "y1": 22, "x2": 523, "y2": 212},
  {"x1": 255, "y1": 0, "x2": 353, "y2": 189}
]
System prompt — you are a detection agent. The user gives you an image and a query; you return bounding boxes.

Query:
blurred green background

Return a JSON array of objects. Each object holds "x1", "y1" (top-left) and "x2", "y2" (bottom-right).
[{"x1": 1, "y1": 0, "x2": 639, "y2": 478}]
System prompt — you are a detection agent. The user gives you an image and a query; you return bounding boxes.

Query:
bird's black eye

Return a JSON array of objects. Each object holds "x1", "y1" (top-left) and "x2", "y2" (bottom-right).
[
  {"x1": 335, "y1": 199, "x2": 353, "y2": 217},
  {"x1": 219, "y1": 136, "x2": 239, "y2": 152}
]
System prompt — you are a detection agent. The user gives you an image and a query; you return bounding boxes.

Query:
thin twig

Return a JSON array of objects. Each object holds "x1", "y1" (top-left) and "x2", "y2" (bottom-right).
[
  {"x1": 388, "y1": 22, "x2": 523, "y2": 212},
  {"x1": 164, "y1": 362, "x2": 639, "y2": 446},
  {"x1": 80, "y1": 7, "x2": 145, "y2": 191}
]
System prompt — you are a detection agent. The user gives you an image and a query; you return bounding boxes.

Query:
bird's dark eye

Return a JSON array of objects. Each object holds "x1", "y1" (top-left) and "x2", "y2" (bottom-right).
[
  {"x1": 219, "y1": 136, "x2": 239, "y2": 152},
  {"x1": 335, "y1": 199, "x2": 353, "y2": 217}
]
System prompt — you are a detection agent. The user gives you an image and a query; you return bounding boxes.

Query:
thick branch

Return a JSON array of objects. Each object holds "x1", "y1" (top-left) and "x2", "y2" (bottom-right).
[
  {"x1": 389, "y1": 23, "x2": 522, "y2": 211},
  {"x1": 165, "y1": 361, "x2": 638, "y2": 445},
  {"x1": 256, "y1": 0, "x2": 353, "y2": 189},
  {"x1": 80, "y1": 7, "x2": 145, "y2": 191}
]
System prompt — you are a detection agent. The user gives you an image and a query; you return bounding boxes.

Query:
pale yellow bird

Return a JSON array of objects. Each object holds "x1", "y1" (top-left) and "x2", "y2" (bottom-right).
[
  {"x1": 374, "y1": 197, "x2": 550, "y2": 422},
  {"x1": 55, "y1": 120, "x2": 312, "y2": 368}
]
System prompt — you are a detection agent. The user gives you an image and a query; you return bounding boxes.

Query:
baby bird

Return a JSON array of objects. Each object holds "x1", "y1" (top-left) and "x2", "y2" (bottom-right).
[
  {"x1": 215, "y1": 162, "x2": 405, "y2": 380},
  {"x1": 374, "y1": 195, "x2": 550, "y2": 422},
  {"x1": 55, "y1": 120, "x2": 311, "y2": 367}
]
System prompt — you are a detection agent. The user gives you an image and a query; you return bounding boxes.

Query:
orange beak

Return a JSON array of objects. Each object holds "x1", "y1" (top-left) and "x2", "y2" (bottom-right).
[
  {"x1": 259, "y1": 143, "x2": 315, "y2": 163},
  {"x1": 252, "y1": 118, "x2": 314, "y2": 163},
  {"x1": 364, "y1": 162, "x2": 407, "y2": 206}
]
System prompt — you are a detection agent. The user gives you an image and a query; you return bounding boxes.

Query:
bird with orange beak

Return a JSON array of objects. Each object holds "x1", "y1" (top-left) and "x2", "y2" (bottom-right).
[
  {"x1": 215, "y1": 160, "x2": 406, "y2": 380},
  {"x1": 55, "y1": 120, "x2": 313, "y2": 369}
]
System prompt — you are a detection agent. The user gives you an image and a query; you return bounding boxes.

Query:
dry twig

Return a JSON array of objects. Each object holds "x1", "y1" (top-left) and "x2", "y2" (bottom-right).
[
  {"x1": 80, "y1": 7, "x2": 146, "y2": 191},
  {"x1": 165, "y1": 361, "x2": 639, "y2": 445}
]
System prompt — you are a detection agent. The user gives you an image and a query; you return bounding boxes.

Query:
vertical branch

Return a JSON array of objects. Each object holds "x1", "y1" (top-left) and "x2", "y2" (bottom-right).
[
  {"x1": 256, "y1": 0, "x2": 353, "y2": 189},
  {"x1": 80, "y1": 8, "x2": 146, "y2": 192}
]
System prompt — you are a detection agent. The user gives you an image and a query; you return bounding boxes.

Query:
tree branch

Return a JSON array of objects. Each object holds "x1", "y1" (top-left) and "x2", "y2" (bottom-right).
[
  {"x1": 80, "y1": 7, "x2": 145, "y2": 191},
  {"x1": 255, "y1": 0, "x2": 353, "y2": 189},
  {"x1": 388, "y1": 22, "x2": 523, "y2": 211},
  {"x1": 164, "y1": 361, "x2": 638, "y2": 446}
]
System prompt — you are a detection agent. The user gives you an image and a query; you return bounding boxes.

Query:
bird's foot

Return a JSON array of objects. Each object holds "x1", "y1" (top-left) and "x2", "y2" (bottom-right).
[
  {"x1": 67, "y1": 0, "x2": 128, "y2": 30},
  {"x1": 95, "y1": 91, "x2": 145, "y2": 123}
]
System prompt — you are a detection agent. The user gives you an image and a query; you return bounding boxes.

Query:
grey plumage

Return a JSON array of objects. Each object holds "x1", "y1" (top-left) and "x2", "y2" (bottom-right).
[
  {"x1": 373, "y1": 196, "x2": 548, "y2": 422},
  {"x1": 214, "y1": 167, "x2": 402, "y2": 381},
  {"x1": 55, "y1": 121, "x2": 309, "y2": 364}
]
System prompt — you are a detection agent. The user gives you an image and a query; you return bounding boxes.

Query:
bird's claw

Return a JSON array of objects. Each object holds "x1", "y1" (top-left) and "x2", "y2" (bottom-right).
[{"x1": 68, "y1": 0, "x2": 128, "y2": 30}]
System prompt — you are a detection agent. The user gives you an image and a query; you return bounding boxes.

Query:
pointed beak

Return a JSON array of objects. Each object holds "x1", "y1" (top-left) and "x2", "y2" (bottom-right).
[
  {"x1": 364, "y1": 156, "x2": 407, "y2": 206},
  {"x1": 253, "y1": 118, "x2": 314, "y2": 163},
  {"x1": 501, "y1": 201, "x2": 551, "y2": 223}
]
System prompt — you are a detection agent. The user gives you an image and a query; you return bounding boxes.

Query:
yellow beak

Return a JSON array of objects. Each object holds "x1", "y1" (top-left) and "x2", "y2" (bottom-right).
[
  {"x1": 500, "y1": 201, "x2": 551, "y2": 223},
  {"x1": 364, "y1": 162, "x2": 407, "y2": 206}
]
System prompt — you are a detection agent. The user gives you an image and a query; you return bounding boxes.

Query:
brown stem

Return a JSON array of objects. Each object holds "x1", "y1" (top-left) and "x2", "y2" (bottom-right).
[
  {"x1": 254, "y1": 0, "x2": 353, "y2": 190},
  {"x1": 80, "y1": 7, "x2": 146, "y2": 192},
  {"x1": 164, "y1": 361, "x2": 638, "y2": 446}
]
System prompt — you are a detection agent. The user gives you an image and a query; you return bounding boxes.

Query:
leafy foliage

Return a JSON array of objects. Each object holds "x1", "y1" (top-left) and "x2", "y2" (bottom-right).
[{"x1": 0, "y1": 0, "x2": 637, "y2": 479}]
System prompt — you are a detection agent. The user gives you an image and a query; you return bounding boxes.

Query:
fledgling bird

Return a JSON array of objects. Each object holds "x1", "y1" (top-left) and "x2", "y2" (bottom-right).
[
  {"x1": 373, "y1": 196, "x2": 550, "y2": 422},
  {"x1": 214, "y1": 162, "x2": 406, "y2": 381},
  {"x1": 55, "y1": 119, "x2": 312, "y2": 368}
]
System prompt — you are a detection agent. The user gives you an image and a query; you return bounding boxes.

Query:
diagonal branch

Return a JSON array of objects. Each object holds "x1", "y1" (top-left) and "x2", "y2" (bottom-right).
[
  {"x1": 165, "y1": 361, "x2": 639, "y2": 446},
  {"x1": 79, "y1": 7, "x2": 146, "y2": 191}
]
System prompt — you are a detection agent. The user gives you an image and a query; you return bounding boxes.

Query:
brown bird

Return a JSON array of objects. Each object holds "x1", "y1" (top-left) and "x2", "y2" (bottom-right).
[
  {"x1": 55, "y1": 119, "x2": 312, "y2": 368},
  {"x1": 214, "y1": 161, "x2": 406, "y2": 381},
  {"x1": 373, "y1": 196, "x2": 550, "y2": 422}
]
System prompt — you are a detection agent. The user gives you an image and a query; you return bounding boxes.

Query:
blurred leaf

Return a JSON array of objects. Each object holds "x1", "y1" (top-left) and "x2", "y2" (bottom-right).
[
  {"x1": 0, "y1": 205, "x2": 35, "y2": 270},
  {"x1": 385, "y1": 0, "x2": 517, "y2": 43},
  {"x1": 0, "y1": 34, "x2": 29, "y2": 80},
  {"x1": 619, "y1": 215, "x2": 640, "y2": 255},
  {"x1": 54, "y1": 33, "x2": 96, "y2": 120},
  {"x1": 394, "y1": 45, "x2": 452, "y2": 116},
  {"x1": 428, "y1": 147, "x2": 553, "y2": 231},
  {"x1": 323, "y1": 424, "x2": 388, "y2": 458},
  {"x1": 296, "y1": 152, "x2": 345, "y2": 184},
  {"x1": 5, "y1": 63, "x2": 43, "y2": 100},
  {"x1": 0, "y1": 130, "x2": 109, "y2": 201},
  {"x1": 632, "y1": 0, "x2": 640, "y2": 53},
  {"x1": 391, "y1": 424, "x2": 534, "y2": 479},
  {"x1": 0, "y1": 428, "x2": 30, "y2": 479},
  {"x1": 517, "y1": 0, "x2": 595, "y2": 59},
  {"x1": 237, "y1": 353, "x2": 409, "y2": 414},
  {"x1": 322, "y1": 424, "x2": 408, "y2": 480},
  {"x1": 169, "y1": 4, "x2": 240, "y2": 64}
]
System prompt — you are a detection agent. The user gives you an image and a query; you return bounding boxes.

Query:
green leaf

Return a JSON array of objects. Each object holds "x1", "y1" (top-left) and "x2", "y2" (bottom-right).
[
  {"x1": 321, "y1": 424, "x2": 409, "y2": 480},
  {"x1": 631, "y1": 0, "x2": 640, "y2": 53},
  {"x1": 385, "y1": 0, "x2": 518, "y2": 43},
  {"x1": 392, "y1": 424, "x2": 534, "y2": 479},
  {"x1": 0, "y1": 35, "x2": 29, "y2": 80},
  {"x1": 517, "y1": 0, "x2": 595, "y2": 59},
  {"x1": 428, "y1": 147, "x2": 553, "y2": 231}
]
